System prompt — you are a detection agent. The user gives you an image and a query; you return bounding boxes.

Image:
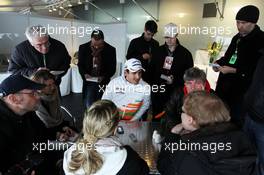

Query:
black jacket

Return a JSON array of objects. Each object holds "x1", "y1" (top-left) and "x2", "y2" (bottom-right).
[
  {"x1": 163, "y1": 84, "x2": 214, "y2": 136},
  {"x1": 244, "y1": 49, "x2": 264, "y2": 123},
  {"x1": 149, "y1": 41, "x2": 193, "y2": 88},
  {"x1": 158, "y1": 123, "x2": 256, "y2": 175},
  {"x1": 215, "y1": 25, "x2": 264, "y2": 105},
  {"x1": 77, "y1": 41, "x2": 116, "y2": 87},
  {"x1": 0, "y1": 100, "x2": 47, "y2": 173},
  {"x1": 117, "y1": 145, "x2": 149, "y2": 175},
  {"x1": 149, "y1": 41, "x2": 193, "y2": 116},
  {"x1": 8, "y1": 37, "x2": 71, "y2": 84},
  {"x1": 126, "y1": 33, "x2": 159, "y2": 83}
]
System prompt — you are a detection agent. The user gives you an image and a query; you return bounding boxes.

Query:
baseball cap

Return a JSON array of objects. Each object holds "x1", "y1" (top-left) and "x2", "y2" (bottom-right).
[
  {"x1": 0, "y1": 74, "x2": 46, "y2": 97},
  {"x1": 124, "y1": 58, "x2": 145, "y2": 72},
  {"x1": 91, "y1": 29, "x2": 104, "y2": 40},
  {"x1": 163, "y1": 23, "x2": 178, "y2": 37}
]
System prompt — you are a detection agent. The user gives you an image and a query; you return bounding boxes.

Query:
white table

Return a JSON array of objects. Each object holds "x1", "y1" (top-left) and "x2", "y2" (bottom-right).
[
  {"x1": 194, "y1": 64, "x2": 219, "y2": 90},
  {"x1": 59, "y1": 65, "x2": 83, "y2": 96},
  {"x1": 60, "y1": 68, "x2": 71, "y2": 96},
  {"x1": 70, "y1": 65, "x2": 83, "y2": 93}
]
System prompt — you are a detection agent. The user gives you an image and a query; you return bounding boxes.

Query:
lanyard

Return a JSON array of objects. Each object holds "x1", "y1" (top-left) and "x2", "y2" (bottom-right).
[
  {"x1": 235, "y1": 38, "x2": 241, "y2": 52},
  {"x1": 167, "y1": 47, "x2": 174, "y2": 57},
  {"x1": 43, "y1": 54, "x2": 46, "y2": 67},
  {"x1": 229, "y1": 38, "x2": 241, "y2": 65}
]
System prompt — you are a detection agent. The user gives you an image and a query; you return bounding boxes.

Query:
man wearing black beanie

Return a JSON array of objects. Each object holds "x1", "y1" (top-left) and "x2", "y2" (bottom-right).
[
  {"x1": 213, "y1": 5, "x2": 264, "y2": 125},
  {"x1": 213, "y1": 6, "x2": 264, "y2": 174},
  {"x1": 236, "y1": 5, "x2": 259, "y2": 24}
]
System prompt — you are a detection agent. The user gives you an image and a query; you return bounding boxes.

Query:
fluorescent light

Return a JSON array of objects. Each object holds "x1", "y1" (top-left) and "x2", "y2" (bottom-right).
[
  {"x1": 59, "y1": 3, "x2": 64, "y2": 9},
  {"x1": 84, "y1": 4, "x2": 89, "y2": 10},
  {"x1": 48, "y1": 7, "x2": 53, "y2": 13},
  {"x1": 68, "y1": 1, "x2": 72, "y2": 7},
  {"x1": 52, "y1": 6, "x2": 57, "y2": 11}
]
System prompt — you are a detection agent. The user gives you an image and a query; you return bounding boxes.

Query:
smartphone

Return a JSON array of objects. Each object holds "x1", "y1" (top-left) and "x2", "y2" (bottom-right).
[{"x1": 209, "y1": 63, "x2": 220, "y2": 68}]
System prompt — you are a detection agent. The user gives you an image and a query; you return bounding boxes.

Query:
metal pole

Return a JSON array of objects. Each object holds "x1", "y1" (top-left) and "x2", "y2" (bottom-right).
[
  {"x1": 132, "y1": 0, "x2": 159, "y2": 22},
  {"x1": 86, "y1": 1, "x2": 121, "y2": 22}
]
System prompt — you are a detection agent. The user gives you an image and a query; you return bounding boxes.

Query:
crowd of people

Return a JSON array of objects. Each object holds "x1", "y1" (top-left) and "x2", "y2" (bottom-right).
[{"x1": 0, "y1": 4, "x2": 264, "y2": 175}]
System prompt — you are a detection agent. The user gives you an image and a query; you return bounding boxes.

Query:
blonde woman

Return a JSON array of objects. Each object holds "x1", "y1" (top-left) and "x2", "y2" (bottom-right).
[
  {"x1": 63, "y1": 100, "x2": 149, "y2": 175},
  {"x1": 158, "y1": 91, "x2": 256, "y2": 175}
]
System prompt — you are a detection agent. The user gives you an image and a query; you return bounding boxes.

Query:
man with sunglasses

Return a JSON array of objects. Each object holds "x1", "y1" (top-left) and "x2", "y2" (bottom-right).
[
  {"x1": 78, "y1": 30, "x2": 116, "y2": 108},
  {"x1": 126, "y1": 20, "x2": 159, "y2": 83},
  {"x1": 0, "y1": 74, "x2": 46, "y2": 174},
  {"x1": 8, "y1": 25, "x2": 71, "y2": 86}
]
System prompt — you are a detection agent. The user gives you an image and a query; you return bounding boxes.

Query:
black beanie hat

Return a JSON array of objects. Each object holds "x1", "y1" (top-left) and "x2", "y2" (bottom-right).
[{"x1": 236, "y1": 5, "x2": 259, "y2": 23}]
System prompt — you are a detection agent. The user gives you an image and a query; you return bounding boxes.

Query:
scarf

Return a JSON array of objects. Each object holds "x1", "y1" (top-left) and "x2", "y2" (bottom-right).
[{"x1": 91, "y1": 44, "x2": 104, "y2": 76}]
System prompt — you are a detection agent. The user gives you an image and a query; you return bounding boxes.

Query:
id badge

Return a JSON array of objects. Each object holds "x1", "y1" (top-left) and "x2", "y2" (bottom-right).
[
  {"x1": 229, "y1": 52, "x2": 237, "y2": 64},
  {"x1": 163, "y1": 56, "x2": 174, "y2": 70}
]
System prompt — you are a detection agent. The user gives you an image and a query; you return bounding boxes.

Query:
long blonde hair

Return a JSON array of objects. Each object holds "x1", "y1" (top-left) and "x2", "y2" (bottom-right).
[
  {"x1": 183, "y1": 91, "x2": 230, "y2": 127},
  {"x1": 68, "y1": 100, "x2": 120, "y2": 174}
]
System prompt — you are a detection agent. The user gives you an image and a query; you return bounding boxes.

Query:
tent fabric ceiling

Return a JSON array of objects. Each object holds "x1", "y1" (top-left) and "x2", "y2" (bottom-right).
[{"x1": 0, "y1": 0, "x2": 86, "y2": 12}]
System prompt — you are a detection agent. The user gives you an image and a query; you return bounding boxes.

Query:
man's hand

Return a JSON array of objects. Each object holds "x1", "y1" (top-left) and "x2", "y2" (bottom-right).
[
  {"x1": 171, "y1": 123, "x2": 183, "y2": 134},
  {"x1": 219, "y1": 66, "x2": 237, "y2": 74},
  {"x1": 56, "y1": 132, "x2": 69, "y2": 142},
  {"x1": 62, "y1": 126, "x2": 76, "y2": 138},
  {"x1": 211, "y1": 61, "x2": 221, "y2": 72},
  {"x1": 142, "y1": 53, "x2": 151, "y2": 60}
]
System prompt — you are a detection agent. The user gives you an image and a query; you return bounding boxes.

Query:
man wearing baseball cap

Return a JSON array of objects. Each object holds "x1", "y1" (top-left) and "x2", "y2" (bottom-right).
[
  {"x1": 213, "y1": 5, "x2": 264, "y2": 126},
  {"x1": 149, "y1": 22, "x2": 193, "y2": 118},
  {"x1": 0, "y1": 74, "x2": 47, "y2": 173},
  {"x1": 102, "y1": 58, "x2": 150, "y2": 121}
]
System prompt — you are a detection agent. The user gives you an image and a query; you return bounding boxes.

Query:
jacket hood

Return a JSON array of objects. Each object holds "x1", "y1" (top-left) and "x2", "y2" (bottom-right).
[{"x1": 63, "y1": 136, "x2": 127, "y2": 175}]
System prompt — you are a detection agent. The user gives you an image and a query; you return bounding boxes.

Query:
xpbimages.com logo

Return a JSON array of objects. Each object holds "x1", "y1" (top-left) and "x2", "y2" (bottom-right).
[
  {"x1": 98, "y1": 84, "x2": 166, "y2": 95},
  {"x1": 164, "y1": 24, "x2": 232, "y2": 37},
  {"x1": 164, "y1": 140, "x2": 232, "y2": 154},
  {"x1": 32, "y1": 140, "x2": 70, "y2": 153},
  {"x1": 32, "y1": 141, "x2": 105, "y2": 153},
  {"x1": 32, "y1": 24, "x2": 100, "y2": 37}
]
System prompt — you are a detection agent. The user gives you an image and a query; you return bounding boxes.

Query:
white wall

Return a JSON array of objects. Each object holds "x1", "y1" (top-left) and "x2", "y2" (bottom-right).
[
  {"x1": 73, "y1": 0, "x2": 264, "y2": 57},
  {"x1": 0, "y1": 12, "x2": 126, "y2": 75},
  {"x1": 157, "y1": 0, "x2": 264, "y2": 55},
  {"x1": 1, "y1": 0, "x2": 263, "y2": 62},
  {"x1": 0, "y1": 13, "x2": 29, "y2": 54}
]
